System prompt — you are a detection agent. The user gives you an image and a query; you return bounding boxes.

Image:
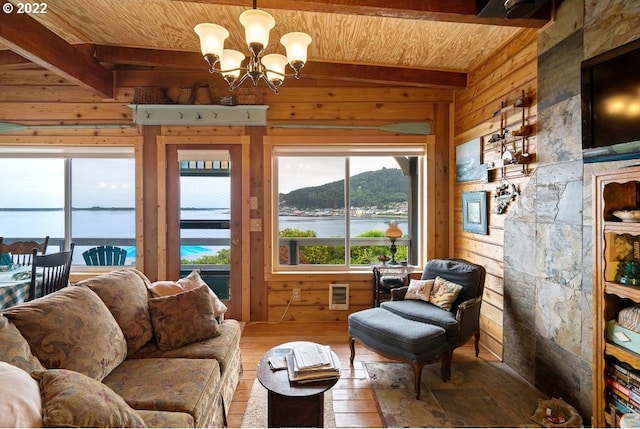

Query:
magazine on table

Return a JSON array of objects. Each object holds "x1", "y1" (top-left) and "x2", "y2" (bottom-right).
[
  {"x1": 285, "y1": 344, "x2": 340, "y2": 383},
  {"x1": 292, "y1": 343, "x2": 332, "y2": 369},
  {"x1": 268, "y1": 346, "x2": 292, "y2": 371}
]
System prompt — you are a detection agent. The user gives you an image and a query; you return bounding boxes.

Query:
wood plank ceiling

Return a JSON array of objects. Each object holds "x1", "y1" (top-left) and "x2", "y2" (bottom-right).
[{"x1": 0, "y1": 0, "x2": 551, "y2": 98}]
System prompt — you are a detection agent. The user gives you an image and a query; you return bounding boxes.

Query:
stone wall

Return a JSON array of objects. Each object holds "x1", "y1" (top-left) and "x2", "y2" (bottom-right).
[{"x1": 502, "y1": 0, "x2": 640, "y2": 421}]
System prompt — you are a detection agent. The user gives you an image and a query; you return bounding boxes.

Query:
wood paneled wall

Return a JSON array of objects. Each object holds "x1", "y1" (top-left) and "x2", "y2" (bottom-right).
[
  {"x1": 452, "y1": 29, "x2": 538, "y2": 359},
  {"x1": 0, "y1": 69, "x2": 455, "y2": 322}
]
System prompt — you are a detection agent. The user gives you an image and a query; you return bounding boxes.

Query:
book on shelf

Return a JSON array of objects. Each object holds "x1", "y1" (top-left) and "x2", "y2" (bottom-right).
[
  {"x1": 610, "y1": 360, "x2": 640, "y2": 387},
  {"x1": 609, "y1": 392, "x2": 633, "y2": 416},
  {"x1": 285, "y1": 345, "x2": 340, "y2": 383},
  {"x1": 607, "y1": 376, "x2": 640, "y2": 414},
  {"x1": 608, "y1": 361, "x2": 640, "y2": 402}
]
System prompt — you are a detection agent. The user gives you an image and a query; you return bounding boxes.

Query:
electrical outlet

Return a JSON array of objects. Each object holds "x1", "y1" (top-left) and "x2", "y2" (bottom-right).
[{"x1": 292, "y1": 288, "x2": 301, "y2": 301}]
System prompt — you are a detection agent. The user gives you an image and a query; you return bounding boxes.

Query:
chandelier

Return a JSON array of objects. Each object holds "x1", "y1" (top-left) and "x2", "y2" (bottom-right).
[{"x1": 194, "y1": 2, "x2": 312, "y2": 94}]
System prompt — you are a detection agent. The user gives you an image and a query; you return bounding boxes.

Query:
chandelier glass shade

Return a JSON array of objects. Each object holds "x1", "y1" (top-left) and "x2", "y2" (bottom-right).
[{"x1": 194, "y1": 8, "x2": 312, "y2": 94}]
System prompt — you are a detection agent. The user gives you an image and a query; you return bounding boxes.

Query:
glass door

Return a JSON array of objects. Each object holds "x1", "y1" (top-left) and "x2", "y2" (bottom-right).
[{"x1": 165, "y1": 145, "x2": 242, "y2": 319}]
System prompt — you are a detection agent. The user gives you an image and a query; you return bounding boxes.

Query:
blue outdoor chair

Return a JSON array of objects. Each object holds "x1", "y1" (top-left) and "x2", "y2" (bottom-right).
[{"x1": 82, "y1": 245, "x2": 127, "y2": 266}]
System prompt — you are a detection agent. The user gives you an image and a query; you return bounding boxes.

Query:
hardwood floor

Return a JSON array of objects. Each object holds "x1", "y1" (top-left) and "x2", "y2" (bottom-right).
[{"x1": 226, "y1": 320, "x2": 500, "y2": 428}]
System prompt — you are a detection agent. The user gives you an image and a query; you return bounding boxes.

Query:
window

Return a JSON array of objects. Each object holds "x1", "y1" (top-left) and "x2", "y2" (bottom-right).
[
  {"x1": 273, "y1": 144, "x2": 425, "y2": 270},
  {"x1": 0, "y1": 149, "x2": 135, "y2": 267}
]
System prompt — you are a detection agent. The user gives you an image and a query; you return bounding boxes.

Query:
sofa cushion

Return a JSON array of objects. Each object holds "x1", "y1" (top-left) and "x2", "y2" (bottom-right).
[
  {"x1": 0, "y1": 314, "x2": 45, "y2": 373},
  {"x1": 429, "y1": 276, "x2": 463, "y2": 311},
  {"x1": 103, "y1": 358, "x2": 221, "y2": 428},
  {"x1": 32, "y1": 368, "x2": 146, "y2": 428},
  {"x1": 137, "y1": 410, "x2": 194, "y2": 428},
  {"x1": 131, "y1": 319, "x2": 241, "y2": 372},
  {"x1": 0, "y1": 362, "x2": 42, "y2": 428},
  {"x1": 75, "y1": 268, "x2": 154, "y2": 356},
  {"x1": 130, "y1": 319, "x2": 243, "y2": 424},
  {"x1": 149, "y1": 270, "x2": 228, "y2": 317},
  {"x1": 405, "y1": 279, "x2": 434, "y2": 302},
  {"x1": 148, "y1": 284, "x2": 220, "y2": 351},
  {"x1": 3, "y1": 286, "x2": 127, "y2": 381},
  {"x1": 381, "y1": 299, "x2": 459, "y2": 339}
]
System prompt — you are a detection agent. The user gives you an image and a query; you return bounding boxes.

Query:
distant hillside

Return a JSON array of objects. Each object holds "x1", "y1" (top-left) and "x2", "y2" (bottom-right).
[{"x1": 280, "y1": 167, "x2": 407, "y2": 210}]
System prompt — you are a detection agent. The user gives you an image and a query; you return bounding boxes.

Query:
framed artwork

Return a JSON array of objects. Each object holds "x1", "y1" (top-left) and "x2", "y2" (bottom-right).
[
  {"x1": 456, "y1": 138, "x2": 482, "y2": 182},
  {"x1": 462, "y1": 191, "x2": 488, "y2": 235}
]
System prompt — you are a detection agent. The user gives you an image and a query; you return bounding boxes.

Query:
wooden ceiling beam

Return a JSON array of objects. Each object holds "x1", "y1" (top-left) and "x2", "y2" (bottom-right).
[
  {"x1": 97, "y1": 45, "x2": 466, "y2": 89},
  {"x1": 303, "y1": 62, "x2": 467, "y2": 89},
  {"x1": 94, "y1": 45, "x2": 205, "y2": 69},
  {"x1": 170, "y1": 0, "x2": 550, "y2": 28},
  {"x1": 0, "y1": 12, "x2": 113, "y2": 98}
]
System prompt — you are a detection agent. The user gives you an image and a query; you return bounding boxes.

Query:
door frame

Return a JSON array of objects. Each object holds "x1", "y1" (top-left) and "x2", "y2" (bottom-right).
[{"x1": 156, "y1": 135, "x2": 250, "y2": 320}]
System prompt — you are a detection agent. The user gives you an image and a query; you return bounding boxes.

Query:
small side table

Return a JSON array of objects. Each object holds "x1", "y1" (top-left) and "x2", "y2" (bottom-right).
[
  {"x1": 257, "y1": 341, "x2": 340, "y2": 427},
  {"x1": 372, "y1": 264, "x2": 414, "y2": 307}
]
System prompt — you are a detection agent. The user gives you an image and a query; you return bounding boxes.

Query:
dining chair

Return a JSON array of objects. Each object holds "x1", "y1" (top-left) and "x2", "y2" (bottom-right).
[
  {"x1": 82, "y1": 245, "x2": 127, "y2": 266},
  {"x1": 29, "y1": 243, "x2": 74, "y2": 300},
  {"x1": 0, "y1": 236, "x2": 50, "y2": 267}
]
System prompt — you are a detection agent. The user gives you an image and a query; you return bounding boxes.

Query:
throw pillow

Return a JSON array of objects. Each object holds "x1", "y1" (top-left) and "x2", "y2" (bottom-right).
[
  {"x1": 148, "y1": 284, "x2": 220, "y2": 351},
  {"x1": 148, "y1": 280, "x2": 185, "y2": 297},
  {"x1": 404, "y1": 278, "x2": 434, "y2": 302},
  {"x1": 0, "y1": 362, "x2": 42, "y2": 428},
  {"x1": 149, "y1": 270, "x2": 228, "y2": 317},
  {"x1": 0, "y1": 314, "x2": 45, "y2": 373},
  {"x1": 178, "y1": 270, "x2": 228, "y2": 317},
  {"x1": 3, "y1": 286, "x2": 128, "y2": 381},
  {"x1": 75, "y1": 269, "x2": 154, "y2": 356},
  {"x1": 429, "y1": 276, "x2": 464, "y2": 311},
  {"x1": 32, "y1": 368, "x2": 146, "y2": 428}
]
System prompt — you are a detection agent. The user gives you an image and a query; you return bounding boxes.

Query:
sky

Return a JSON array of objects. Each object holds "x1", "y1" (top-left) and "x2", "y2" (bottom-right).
[
  {"x1": 278, "y1": 156, "x2": 398, "y2": 194},
  {"x1": 0, "y1": 158, "x2": 135, "y2": 208},
  {"x1": 0, "y1": 156, "x2": 398, "y2": 207}
]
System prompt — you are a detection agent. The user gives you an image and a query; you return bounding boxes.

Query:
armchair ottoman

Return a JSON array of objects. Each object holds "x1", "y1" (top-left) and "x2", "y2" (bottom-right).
[{"x1": 348, "y1": 307, "x2": 449, "y2": 399}]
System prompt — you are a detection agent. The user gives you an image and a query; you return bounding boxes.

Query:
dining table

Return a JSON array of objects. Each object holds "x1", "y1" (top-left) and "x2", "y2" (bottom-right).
[{"x1": 0, "y1": 266, "x2": 35, "y2": 310}]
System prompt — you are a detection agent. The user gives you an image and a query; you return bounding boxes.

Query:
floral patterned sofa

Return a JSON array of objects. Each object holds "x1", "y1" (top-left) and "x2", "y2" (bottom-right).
[{"x1": 0, "y1": 268, "x2": 243, "y2": 428}]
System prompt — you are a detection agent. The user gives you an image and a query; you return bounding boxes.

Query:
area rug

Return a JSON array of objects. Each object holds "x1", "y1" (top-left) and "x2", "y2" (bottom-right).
[
  {"x1": 240, "y1": 378, "x2": 335, "y2": 428},
  {"x1": 364, "y1": 361, "x2": 547, "y2": 428}
]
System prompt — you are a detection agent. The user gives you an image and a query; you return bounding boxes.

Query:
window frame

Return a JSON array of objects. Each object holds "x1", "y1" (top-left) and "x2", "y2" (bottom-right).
[{"x1": 266, "y1": 135, "x2": 430, "y2": 273}]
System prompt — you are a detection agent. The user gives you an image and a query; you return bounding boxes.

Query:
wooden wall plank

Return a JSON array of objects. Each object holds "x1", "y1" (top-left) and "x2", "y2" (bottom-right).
[
  {"x1": 0, "y1": 70, "x2": 75, "y2": 85},
  {"x1": 0, "y1": 85, "x2": 104, "y2": 102},
  {"x1": 452, "y1": 29, "x2": 538, "y2": 361},
  {"x1": 263, "y1": 87, "x2": 455, "y2": 103},
  {"x1": 0, "y1": 102, "x2": 132, "y2": 122},
  {"x1": 266, "y1": 102, "x2": 436, "y2": 121}
]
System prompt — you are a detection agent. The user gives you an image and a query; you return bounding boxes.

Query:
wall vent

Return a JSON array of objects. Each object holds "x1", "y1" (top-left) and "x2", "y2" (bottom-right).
[{"x1": 329, "y1": 284, "x2": 349, "y2": 310}]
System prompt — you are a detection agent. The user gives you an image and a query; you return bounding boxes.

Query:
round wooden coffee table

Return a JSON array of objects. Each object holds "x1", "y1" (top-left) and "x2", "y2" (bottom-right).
[{"x1": 256, "y1": 341, "x2": 340, "y2": 427}]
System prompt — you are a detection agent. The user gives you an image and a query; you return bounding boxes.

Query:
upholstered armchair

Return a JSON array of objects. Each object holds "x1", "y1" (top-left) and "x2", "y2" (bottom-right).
[{"x1": 381, "y1": 258, "x2": 486, "y2": 380}]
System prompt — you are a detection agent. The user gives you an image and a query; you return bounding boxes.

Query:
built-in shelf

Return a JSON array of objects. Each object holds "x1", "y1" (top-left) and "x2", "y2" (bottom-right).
[
  {"x1": 128, "y1": 104, "x2": 269, "y2": 126},
  {"x1": 593, "y1": 166, "x2": 640, "y2": 427}
]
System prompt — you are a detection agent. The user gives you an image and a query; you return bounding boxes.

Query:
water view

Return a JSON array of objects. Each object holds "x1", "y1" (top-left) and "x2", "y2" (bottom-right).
[{"x1": 0, "y1": 209, "x2": 408, "y2": 263}]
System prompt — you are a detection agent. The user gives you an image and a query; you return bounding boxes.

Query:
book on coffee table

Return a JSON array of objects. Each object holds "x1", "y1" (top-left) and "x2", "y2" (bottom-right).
[
  {"x1": 285, "y1": 345, "x2": 340, "y2": 383},
  {"x1": 292, "y1": 343, "x2": 331, "y2": 369}
]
